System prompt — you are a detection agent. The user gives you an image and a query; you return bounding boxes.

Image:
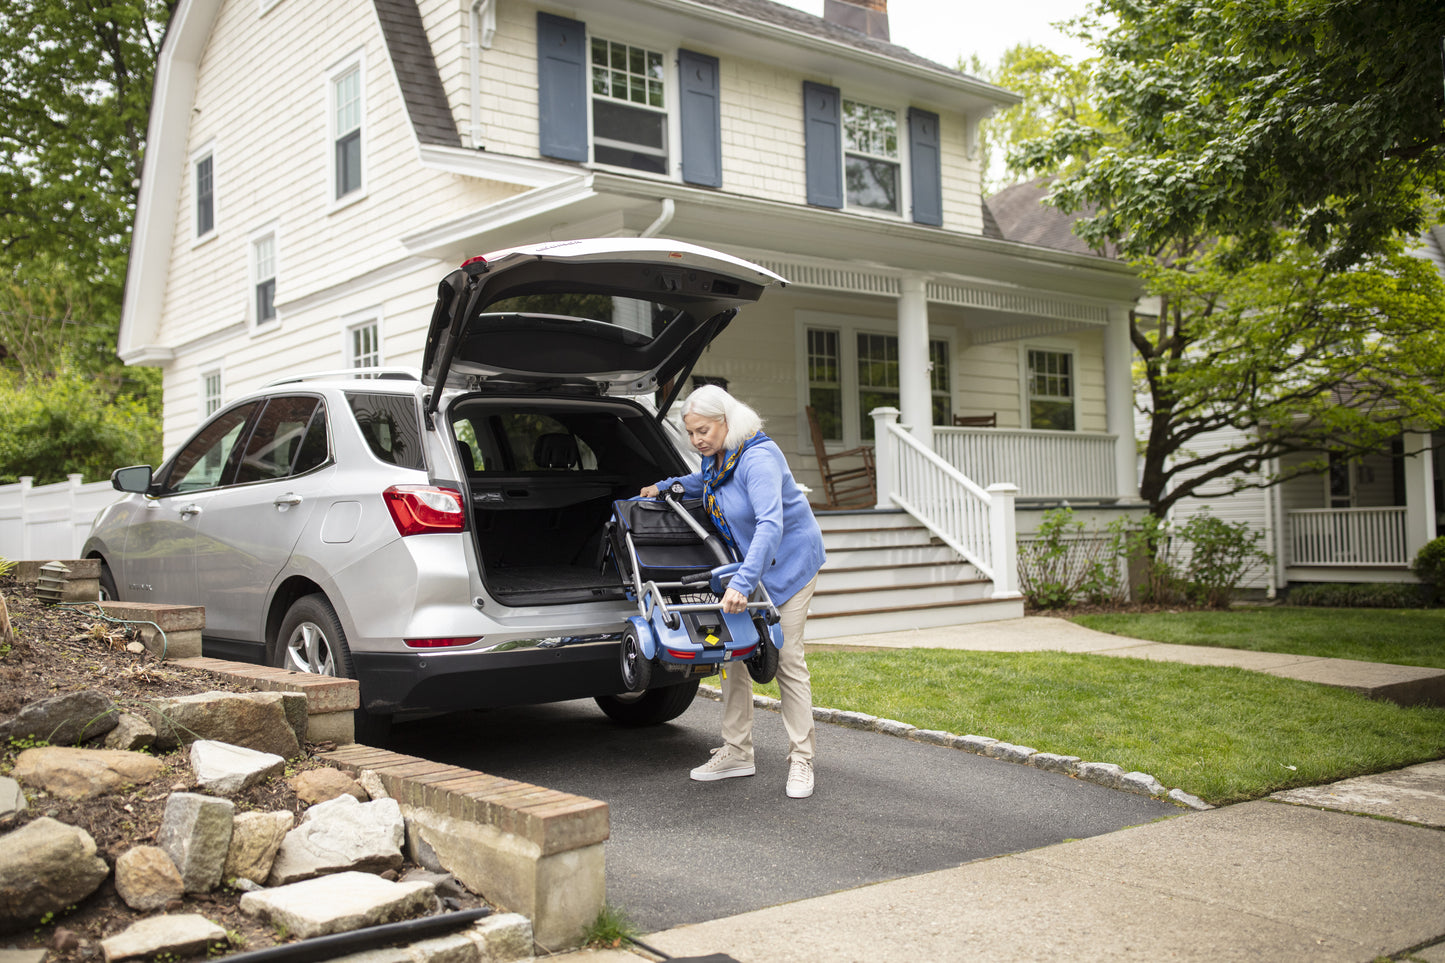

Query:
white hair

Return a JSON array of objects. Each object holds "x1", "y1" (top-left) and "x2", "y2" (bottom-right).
[{"x1": 682, "y1": 384, "x2": 763, "y2": 451}]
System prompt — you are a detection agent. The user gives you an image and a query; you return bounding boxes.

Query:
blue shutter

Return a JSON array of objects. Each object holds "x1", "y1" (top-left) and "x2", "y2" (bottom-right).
[
  {"x1": 679, "y1": 49, "x2": 722, "y2": 188},
  {"x1": 909, "y1": 107, "x2": 942, "y2": 226},
  {"x1": 803, "y1": 82, "x2": 842, "y2": 209},
  {"x1": 537, "y1": 12, "x2": 587, "y2": 162}
]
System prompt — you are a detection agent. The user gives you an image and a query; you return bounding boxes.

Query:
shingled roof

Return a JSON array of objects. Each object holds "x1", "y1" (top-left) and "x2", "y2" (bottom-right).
[
  {"x1": 373, "y1": 0, "x2": 462, "y2": 148},
  {"x1": 986, "y1": 180, "x2": 1113, "y2": 258}
]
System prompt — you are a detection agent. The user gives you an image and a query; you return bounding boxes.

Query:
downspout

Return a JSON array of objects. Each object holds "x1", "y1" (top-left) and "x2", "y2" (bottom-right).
[
  {"x1": 639, "y1": 198, "x2": 675, "y2": 237},
  {"x1": 469, "y1": 0, "x2": 496, "y2": 149},
  {"x1": 1263, "y1": 458, "x2": 1280, "y2": 599}
]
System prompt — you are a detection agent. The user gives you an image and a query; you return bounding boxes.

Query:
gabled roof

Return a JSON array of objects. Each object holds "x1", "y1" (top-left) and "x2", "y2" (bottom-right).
[
  {"x1": 986, "y1": 180, "x2": 1112, "y2": 258},
  {"x1": 374, "y1": 0, "x2": 461, "y2": 148}
]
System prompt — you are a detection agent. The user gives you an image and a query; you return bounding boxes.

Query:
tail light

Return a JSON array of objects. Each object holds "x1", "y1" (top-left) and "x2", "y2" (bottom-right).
[
  {"x1": 404, "y1": 637, "x2": 480, "y2": 649},
  {"x1": 383, "y1": 485, "x2": 464, "y2": 536}
]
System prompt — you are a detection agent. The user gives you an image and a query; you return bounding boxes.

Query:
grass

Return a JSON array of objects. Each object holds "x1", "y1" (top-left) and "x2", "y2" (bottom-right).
[
  {"x1": 751, "y1": 647, "x2": 1445, "y2": 806},
  {"x1": 1069, "y1": 606, "x2": 1445, "y2": 669}
]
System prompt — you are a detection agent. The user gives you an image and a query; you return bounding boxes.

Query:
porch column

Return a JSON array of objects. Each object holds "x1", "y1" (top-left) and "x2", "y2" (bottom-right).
[
  {"x1": 1403, "y1": 430, "x2": 1437, "y2": 561},
  {"x1": 1103, "y1": 305, "x2": 1138, "y2": 501},
  {"x1": 897, "y1": 275, "x2": 933, "y2": 451}
]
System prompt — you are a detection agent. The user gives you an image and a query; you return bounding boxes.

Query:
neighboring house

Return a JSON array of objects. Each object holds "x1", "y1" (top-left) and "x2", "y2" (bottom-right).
[
  {"x1": 119, "y1": 0, "x2": 1147, "y2": 632},
  {"x1": 989, "y1": 182, "x2": 1442, "y2": 594}
]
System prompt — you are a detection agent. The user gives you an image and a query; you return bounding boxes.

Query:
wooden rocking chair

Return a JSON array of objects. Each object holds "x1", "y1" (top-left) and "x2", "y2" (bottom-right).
[
  {"x1": 952, "y1": 413, "x2": 998, "y2": 427},
  {"x1": 805, "y1": 406, "x2": 876, "y2": 510}
]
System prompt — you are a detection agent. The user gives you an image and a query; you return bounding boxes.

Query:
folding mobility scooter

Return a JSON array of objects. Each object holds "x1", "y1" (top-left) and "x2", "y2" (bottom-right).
[{"x1": 608, "y1": 483, "x2": 783, "y2": 692}]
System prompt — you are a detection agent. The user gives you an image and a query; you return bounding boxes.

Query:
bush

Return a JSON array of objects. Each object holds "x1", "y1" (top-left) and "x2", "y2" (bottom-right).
[
  {"x1": 0, "y1": 366, "x2": 161, "y2": 485},
  {"x1": 1411, "y1": 537, "x2": 1445, "y2": 603},
  {"x1": 1287, "y1": 582, "x2": 1426, "y2": 608},
  {"x1": 1016, "y1": 508, "x2": 1128, "y2": 608},
  {"x1": 1173, "y1": 512, "x2": 1270, "y2": 609}
]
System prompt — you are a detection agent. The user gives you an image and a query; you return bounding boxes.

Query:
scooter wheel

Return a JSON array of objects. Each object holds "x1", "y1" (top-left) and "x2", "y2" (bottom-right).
[
  {"x1": 619, "y1": 625, "x2": 653, "y2": 692},
  {"x1": 746, "y1": 619, "x2": 779, "y2": 684}
]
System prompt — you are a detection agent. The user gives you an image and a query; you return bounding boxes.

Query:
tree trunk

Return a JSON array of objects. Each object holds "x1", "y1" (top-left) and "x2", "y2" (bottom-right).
[{"x1": 0, "y1": 593, "x2": 13, "y2": 648}]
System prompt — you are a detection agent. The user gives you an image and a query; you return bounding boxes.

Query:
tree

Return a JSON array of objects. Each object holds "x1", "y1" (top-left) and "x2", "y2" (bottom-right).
[{"x1": 1008, "y1": 0, "x2": 1445, "y2": 518}]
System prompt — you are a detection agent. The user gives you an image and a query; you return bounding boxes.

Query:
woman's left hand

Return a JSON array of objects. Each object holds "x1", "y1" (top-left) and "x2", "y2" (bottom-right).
[{"x1": 721, "y1": 587, "x2": 748, "y2": 614}]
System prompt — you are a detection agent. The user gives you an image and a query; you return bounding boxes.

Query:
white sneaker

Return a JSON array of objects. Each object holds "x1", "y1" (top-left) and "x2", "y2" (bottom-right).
[
  {"x1": 786, "y1": 759, "x2": 814, "y2": 799},
  {"x1": 690, "y1": 747, "x2": 755, "y2": 781}
]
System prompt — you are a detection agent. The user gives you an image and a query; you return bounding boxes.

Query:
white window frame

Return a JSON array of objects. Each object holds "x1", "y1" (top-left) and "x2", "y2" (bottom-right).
[
  {"x1": 585, "y1": 25, "x2": 680, "y2": 181},
  {"x1": 191, "y1": 143, "x2": 217, "y2": 244},
  {"x1": 795, "y1": 311, "x2": 952, "y2": 448},
  {"x1": 342, "y1": 308, "x2": 384, "y2": 371},
  {"x1": 1021, "y1": 344, "x2": 1078, "y2": 432},
  {"x1": 199, "y1": 365, "x2": 225, "y2": 419},
  {"x1": 327, "y1": 51, "x2": 367, "y2": 209},
  {"x1": 840, "y1": 95, "x2": 908, "y2": 217},
  {"x1": 249, "y1": 225, "x2": 280, "y2": 332}
]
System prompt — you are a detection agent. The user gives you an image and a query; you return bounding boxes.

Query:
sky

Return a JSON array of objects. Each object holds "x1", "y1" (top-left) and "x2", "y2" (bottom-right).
[{"x1": 772, "y1": 0, "x2": 1094, "y2": 71}]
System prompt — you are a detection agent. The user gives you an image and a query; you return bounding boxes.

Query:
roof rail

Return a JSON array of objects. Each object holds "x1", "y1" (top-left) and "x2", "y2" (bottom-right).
[{"x1": 264, "y1": 367, "x2": 422, "y2": 387}]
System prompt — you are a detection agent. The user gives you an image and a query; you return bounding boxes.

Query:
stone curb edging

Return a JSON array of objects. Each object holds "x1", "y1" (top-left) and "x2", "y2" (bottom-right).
[{"x1": 698, "y1": 685, "x2": 1212, "y2": 811}]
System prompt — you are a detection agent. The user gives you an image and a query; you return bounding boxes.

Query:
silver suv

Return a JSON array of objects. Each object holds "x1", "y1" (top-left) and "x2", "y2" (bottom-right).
[{"x1": 84, "y1": 239, "x2": 785, "y2": 737}]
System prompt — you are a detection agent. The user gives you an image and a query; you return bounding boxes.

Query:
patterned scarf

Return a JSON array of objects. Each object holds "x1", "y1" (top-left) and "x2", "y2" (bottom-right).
[{"x1": 703, "y1": 431, "x2": 770, "y2": 556}]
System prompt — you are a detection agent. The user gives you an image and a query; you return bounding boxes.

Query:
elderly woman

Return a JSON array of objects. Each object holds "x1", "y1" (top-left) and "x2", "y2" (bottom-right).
[{"x1": 641, "y1": 385, "x2": 827, "y2": 799}]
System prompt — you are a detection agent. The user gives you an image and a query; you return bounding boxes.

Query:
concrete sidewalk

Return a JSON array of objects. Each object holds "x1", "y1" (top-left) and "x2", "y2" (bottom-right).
[{"x1": 547, "y1": 617, "x2": 1445, "y2": 962}]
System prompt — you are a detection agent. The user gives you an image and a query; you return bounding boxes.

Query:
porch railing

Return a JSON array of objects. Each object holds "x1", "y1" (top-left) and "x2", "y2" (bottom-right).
[
  {"x1": 872, "y1": 409, "x2": 1020, "y2": 598},
  {"x1": 934, "y1": 426, "x2": 1119, "y2": 500},
  {"x1": 1287, "y1": 507, "x2": 1409, "y2": 567}
]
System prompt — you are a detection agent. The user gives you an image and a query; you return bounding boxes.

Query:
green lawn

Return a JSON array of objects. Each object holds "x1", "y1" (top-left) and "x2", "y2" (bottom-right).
[{"x1": 1070, "y1": 607, "x2": 1445, "y2": 669}]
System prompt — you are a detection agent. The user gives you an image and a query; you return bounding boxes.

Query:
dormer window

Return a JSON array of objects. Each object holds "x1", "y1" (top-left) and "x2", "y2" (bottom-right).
[{"x1": 590, "y1": 38, "x2": 667, "y2": 174}]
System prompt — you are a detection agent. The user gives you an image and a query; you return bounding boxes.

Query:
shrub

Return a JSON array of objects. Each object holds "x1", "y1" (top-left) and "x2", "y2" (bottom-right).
[
  {"x1": 1016, "y1": 508, "x2": 1127, "y2": 608},
  {"x1": 1287, "y1": 582, "x2": 1425, "y2": 609},
  {"x1": 1173, "y1": 511, "x2": 1271, "y2": 609},
  {"x1": 0, "y1": 366, "x2": 161, "y2": 485},
  {"x1": 1411, "y1": 537, "x2": 1445, "y2": 603}
]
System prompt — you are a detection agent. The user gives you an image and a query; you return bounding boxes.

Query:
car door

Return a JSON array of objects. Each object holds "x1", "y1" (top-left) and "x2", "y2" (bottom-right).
[
  {"x1": 122, "y1": 403, "x2": 260, "y2": 605},
  {"x1": 190, "y1": 395, "x2": 332, "y2": 643}
]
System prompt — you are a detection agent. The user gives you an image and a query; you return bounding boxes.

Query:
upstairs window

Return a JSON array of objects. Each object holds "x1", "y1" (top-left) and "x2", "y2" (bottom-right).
[
  {"x1": 194, "y1": 152, "x2": 215, "y2": 238},
  {"x1": 590, "y1": 37, "x2": 667, "y2": 174},
  {"x1": 252, "y1": 233, "x2": 277, "y2": 326},
  {"x1": 331, "y1": 59, "x2": 364, "y2": 201},
  {"x1": 1027, "y1": 348, "x2": 1075, "y2": 431},
  {"x1": 843, "y1": 100, "x2": 899, "y2": 213},
  {"x1": 348, "y1": 317, "x2": 381, "y2": 370},
  {"x1": 200, "y1": 368, "x2": 223, "y2": 418}
]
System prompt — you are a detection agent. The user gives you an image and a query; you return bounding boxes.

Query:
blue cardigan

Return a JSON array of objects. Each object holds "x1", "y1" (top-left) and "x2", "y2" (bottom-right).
[{"x1": 657, "y1": 438, "x2": 826, "y2": 606}]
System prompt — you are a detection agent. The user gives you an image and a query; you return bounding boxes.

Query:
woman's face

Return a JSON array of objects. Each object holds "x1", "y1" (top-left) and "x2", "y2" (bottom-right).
[{"x1": 683, "y1": 412, "x2": 727, "y2": 459}]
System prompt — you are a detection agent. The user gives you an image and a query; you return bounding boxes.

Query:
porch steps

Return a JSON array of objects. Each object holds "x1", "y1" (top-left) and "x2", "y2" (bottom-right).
[{"x1": 805, "y1": 509, "x2": 1023, "y2": 640}]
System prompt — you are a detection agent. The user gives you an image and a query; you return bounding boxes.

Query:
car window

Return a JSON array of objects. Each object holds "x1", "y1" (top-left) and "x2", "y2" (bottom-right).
[
  {"x1": 458, "y1": 412, "x2": 597, "y2": 472},
  {"x1": 234, "y1": 396, "x2": 326, "y2": 485},
  {"x1": 347, "y1": 391, "x2": 425, "y2": 471},
  {"x1": 159, "y1": 404, "x2": 258, "y2": 494}
]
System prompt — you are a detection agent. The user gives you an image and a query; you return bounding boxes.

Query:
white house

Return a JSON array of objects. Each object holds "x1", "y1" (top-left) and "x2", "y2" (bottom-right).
[{"x1": 118, "y1": 0, "x2": 1147, "y2": 633}]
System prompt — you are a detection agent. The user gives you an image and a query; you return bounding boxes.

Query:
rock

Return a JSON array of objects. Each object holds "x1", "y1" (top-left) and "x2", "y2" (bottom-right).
[
  {"x1": 190, "y1": 740, "x2": 285, "y2": 796},
  {"x1": 114, "y1": 846, "x2": 184, "y2": 912},
  {"x1": 156, "y1": 792, "x2": 234, "y2": 893},
  {"x1": 102, "y1": 713, "x2": 157, "y2": 752},
  {"x1": 224, "y1": 811, "x2": 294, "y2": 885},
  {"x1": 0, "y1": 950, "x2": 48, "y2": 963},
  {"x1": 984, "y1": 742, "x2": 1037, "y2": 764},
  {"x1": 400, "y1": 868, "x2": 470, "y2": 900},
  {"x1": 1120, "y1": 771, "x2": 1167, "y2": 797},
  {"x1": 357, "y1": 769, "x2": 389, "y2": 800},
  {"x1": 1169, "y1": 787, "x2": 1213, "y2": 810},
  {"x1": 905, "y1": 729, "x2": 955, "y2": 747},
  {"x1": 125, "y1": 641, "x2": 146, "y2": 655},
  {"x1": 100, "y1": 913, "x2": 226, "y2": 963},
  {"x1": 0, "y1": 690, "x2": 118, "y2": 746},
  {"x1": 874, "y1": 718, "x2": 916, "y2": 737},
  {"x1": 1029, "y1": 752, "x2": 1083, "y2": 775},
  {"x1": 11, "y1": 747, "x2": 164, "y2": 801},
  {"x1": 143, "y1": 691, "x2": 301, "y2": 758},
  {"x1": 240, "y1": 871, "x2": 436, "y2": 940},
  {"x1": 1076, "y1": 761, "x2": 1125, "y2": 790},
  {"x1": 471, "y1": 913, "x2": 534, "y2": 961},
  {"x1": 831, "y1": 710, "x2": 878, "y2": 730},
  {"x1": 289, "y1": 767, "x2": 366, "y2": 805},
  {"x1": 51, "y1": 927, "x2": 81, "y2": 951},
  {"x1": 278, "y1": 692, "x2": 309, "y2": 746},
  {"x1": 268, "y1": 795, "x2": 405, "y2": 885},
  {"x1": 957, "y1": 734, "x2": 998, "y2": 752},
  {"x1": 0, "y1": 776, "x2": 27, "y2": 817},
  {"x1": 0, "y1": 817, "x2": 109, "y2": 927}
]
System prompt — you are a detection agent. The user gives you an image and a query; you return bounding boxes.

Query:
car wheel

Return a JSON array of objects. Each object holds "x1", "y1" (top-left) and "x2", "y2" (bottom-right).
[
  {"x1": 273, "y1": 593, "x2": 391, "y2": 744},
  {"x1": 745, "y1": 619, "x2": 779, "y2": 684},
  {"x1": 595, "y1": 679, "x2": 700, "y2": 727},
  {"x1": 618, "y1": 624, "x2": 652, "y2": 693},
  {"x1": 98, "y1": 563, "x2": 120, "y2": 603}
]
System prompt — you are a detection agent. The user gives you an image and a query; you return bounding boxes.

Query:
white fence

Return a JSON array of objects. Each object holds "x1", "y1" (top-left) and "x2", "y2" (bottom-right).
[
  {"x1": 0, "y1": 476, "x2": 117, "y2": 562},
  {"x1": 1287, "y1": 507, "x2": 1409, "y2": 567},
  {"x1": 933, "y1": 426, "x2": 1118, "y2": 500}
]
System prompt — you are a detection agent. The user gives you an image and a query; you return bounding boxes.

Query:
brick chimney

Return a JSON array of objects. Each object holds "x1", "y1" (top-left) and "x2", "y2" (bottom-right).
[{"x1": 824, "y1": 0, "x2": 890, "y2": 42}]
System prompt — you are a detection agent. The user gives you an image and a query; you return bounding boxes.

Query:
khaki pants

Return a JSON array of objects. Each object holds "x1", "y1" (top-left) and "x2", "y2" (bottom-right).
[{"x1": 720, "y1": 574, "x2": 817, "y2": 765}]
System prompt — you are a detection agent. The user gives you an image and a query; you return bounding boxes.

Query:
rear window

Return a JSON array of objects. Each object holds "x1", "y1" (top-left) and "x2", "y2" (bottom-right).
[{"x1": 347, "y1": 391, "x2": 425, "y2": 471}]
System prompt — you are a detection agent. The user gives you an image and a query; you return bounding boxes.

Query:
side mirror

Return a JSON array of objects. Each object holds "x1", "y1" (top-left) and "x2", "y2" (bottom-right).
[{"x1": 111, "y1": 465, "x2": 153, "y2": 494}]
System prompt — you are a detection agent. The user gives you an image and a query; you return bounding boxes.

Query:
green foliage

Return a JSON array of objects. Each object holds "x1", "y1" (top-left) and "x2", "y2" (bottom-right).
[
  {"x1": 1172, "y1": 513, "x2": 1269, "y2": 609},
  {"x1": 1016, "y1": 508, "x2": 1129, "y2": 608},
  {"x1": 1287, "y1": 583, "x2": 1425, "y2": 610},
  {"x1": 1411, "y1": 537, "x2": 1445, "y2": 600},
  {"x1": 0, "y1": 556, "x2": 14, "y2": 580},
  {"x1": 583, "y1": 905, "x2": 638, "y2": 950},
  {"x1": 0, "y1": 365, "x2": 162, "y2": 484}
]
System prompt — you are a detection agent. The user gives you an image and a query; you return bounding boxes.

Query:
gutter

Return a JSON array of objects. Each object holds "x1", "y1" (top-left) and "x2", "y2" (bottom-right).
[{"x1": 639, "y1": 198, "x2": 675, "y2": 237}]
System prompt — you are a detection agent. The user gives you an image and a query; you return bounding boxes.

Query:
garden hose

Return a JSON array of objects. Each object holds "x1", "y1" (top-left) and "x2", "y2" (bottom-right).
[{"x1": 58, "y1": 601, "x2": 169, "y2": 659}]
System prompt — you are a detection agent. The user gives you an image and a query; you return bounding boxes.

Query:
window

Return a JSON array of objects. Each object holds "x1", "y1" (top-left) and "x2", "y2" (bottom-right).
[
  {"x1": 194, "y1": 152, "x2": 215, "y2": 238},
  {"x1": 1027, "y1": 349, "x2": 1075, "y2": 431},
  {"x1": 159, "y1": 404, "x2": 258, "y2": 494},
  {"x1": 200, "y1": 368, "x2": 223, "y2": 418},
  {"x1": 331, "y1": 59, "x2": 363, "y2": 200},
  {"x1": 348, "y1": 318, "x2": 381, "y2": 369},
  {"x1": 590, "y1": 37, "x2": 667, "y2": 174},
  {"x1": 252, "y1": 233, "x2": 277, "y2": 325},
  {"x1": 348, "y1": 392, "x2": 425, "y2": 471},
  {"x1": 804, "y1": 323, "x2": 952, "y2": 443},
  {"x1": 807, "y1": 329, "x2": 843, "y2": 442},
  {"x1": 857, "y1": 333, "x2": 950, "y2": 439},
  {"x1": 234, "y1": 397, "x2": 327, "y2": 485},
  {"x1": 843, "y1": 100, "x2": 899, "y2": 213}
]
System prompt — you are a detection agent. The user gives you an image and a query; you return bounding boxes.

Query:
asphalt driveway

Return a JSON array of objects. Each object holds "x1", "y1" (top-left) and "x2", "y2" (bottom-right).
[{"x1": 387, "y1": 692, "x2": 1179, "y2": 932}]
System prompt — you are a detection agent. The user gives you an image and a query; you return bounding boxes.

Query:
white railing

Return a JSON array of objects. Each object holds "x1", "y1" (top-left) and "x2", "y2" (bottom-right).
[
  {"x1": 934, "y1": 426, "x2": 1118, "y2": 500},
  {"x1": 0, "y1": 475, "x2": 117, "y2": 562},
  {"x1": 872, "y1": 408, "x2": 1020, "y2": 598},
  {"x1": 1287, "y1": 507, "x2": 1409, "y2": 567}
]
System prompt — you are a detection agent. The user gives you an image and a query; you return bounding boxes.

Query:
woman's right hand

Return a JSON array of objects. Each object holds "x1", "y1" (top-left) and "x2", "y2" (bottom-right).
[{"x1": 640, "y1": 484, "x2": 660, "y2": 498}]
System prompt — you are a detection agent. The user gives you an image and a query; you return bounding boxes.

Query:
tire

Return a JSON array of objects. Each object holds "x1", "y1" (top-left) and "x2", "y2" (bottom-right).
[
  {"x1": 273, "y1": 593, "x2": 392, "y2": 744},
  {"x1": 595, "y1": 679, "x2": 700, "y2": 727},
  {"x1": 98, "y1": 563, "x2": 119, "y2": 602},
  {"x1": 745, "y1": 619, "x2": 779, "y2": 684},
  {"x1": 618, "y1": 624, "x2": 652, "y2": 693}
]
